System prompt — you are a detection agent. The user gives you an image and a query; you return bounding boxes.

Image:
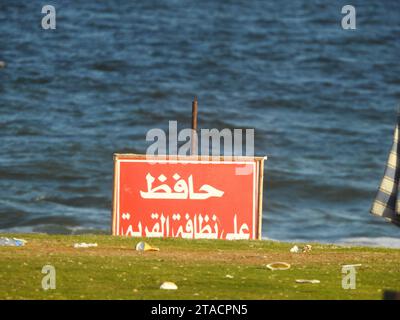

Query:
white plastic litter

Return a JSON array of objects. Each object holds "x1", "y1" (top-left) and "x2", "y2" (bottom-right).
[
  {"x1": 160, "y1": 282, "x2": 178, "y2": 290},
  {"x1": 0, "y1": 237, "x2": 27, "y2": 247},
  {"x1": 73, "y1": 243, "x2": 98, "y2": 248},
  {"x1": 225, "y1": 274, "x2": 234, "y2": 279},
  {"x1": 295, "y1": 279, "x2": 320, "y2": 284},
  {"x1": 290, "y1": 244, "x2": 312, "y2": 253},
  {"x1": 342, "y1": 264, "x2": 362, "y2": 268}
]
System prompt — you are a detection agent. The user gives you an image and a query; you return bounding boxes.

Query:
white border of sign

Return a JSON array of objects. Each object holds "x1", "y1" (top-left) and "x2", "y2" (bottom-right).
[{"x1": 112, "y1": 154, "x2": 266, "y2": 240}]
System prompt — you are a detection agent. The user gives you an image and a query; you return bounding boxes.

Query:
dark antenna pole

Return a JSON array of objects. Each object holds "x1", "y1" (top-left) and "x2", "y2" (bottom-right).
[{"x1": 191, "y1": 96, "x2": 198, "y2": 155}]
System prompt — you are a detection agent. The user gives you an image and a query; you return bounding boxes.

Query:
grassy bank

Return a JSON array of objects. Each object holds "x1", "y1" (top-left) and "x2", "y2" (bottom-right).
[{"x1": 0, "y1": 233, "x2": 399, "y2": 299}]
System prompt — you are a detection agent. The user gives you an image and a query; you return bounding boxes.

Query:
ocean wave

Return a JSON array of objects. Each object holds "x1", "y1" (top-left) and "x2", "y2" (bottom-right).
[{"x1": 337, "y1": 237, "x2": 400, "y2": 248}]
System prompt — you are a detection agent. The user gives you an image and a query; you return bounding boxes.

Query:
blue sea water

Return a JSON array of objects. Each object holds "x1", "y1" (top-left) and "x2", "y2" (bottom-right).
[{"x1": 0, "y1": 0, "x2": 399, "y2": 245}]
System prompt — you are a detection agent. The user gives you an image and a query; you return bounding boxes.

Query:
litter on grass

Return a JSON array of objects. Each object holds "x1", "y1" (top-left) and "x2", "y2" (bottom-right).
[
  {"x1": 295, "y1": 279, "x2": 320, "y2": 284},
  {"x1": 266, "y1": 262, "x2": 291, "y2": 270},
  {"x1": 73, "y1": 243, "x2": 98, "y2": 248},
  {"x1": 160, "y1": 282, "x2": 178, "y2": 290},
  {"x1": 135, "y1": 241, "x2": 159, "y2": 252},
  {"x1": 290, "y1": 244, "x2": 312, "y2": 253},
  {"x1": 342, "y1": 264, "x2": 362, "y2": 268},
  {"x1": 0, "y1": 237, "x2": 27, "y2": 247},
  {"x1": 225, "y1": 274, "x2": 234, "y2": 279}
]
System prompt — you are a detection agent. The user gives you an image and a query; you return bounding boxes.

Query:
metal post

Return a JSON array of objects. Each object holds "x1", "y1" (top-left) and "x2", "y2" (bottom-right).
[{"x1": 191, "y1": 96, "x2": 198, "y2": 155}]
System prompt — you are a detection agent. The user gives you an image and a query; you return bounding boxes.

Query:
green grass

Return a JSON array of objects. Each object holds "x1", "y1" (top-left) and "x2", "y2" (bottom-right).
[{"x1": 0, "y1": 233, "x2": 399, "y2": 299}]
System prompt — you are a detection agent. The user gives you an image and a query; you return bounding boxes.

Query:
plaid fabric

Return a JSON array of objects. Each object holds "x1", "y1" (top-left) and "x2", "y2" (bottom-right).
[{"x1": 371, "y1": 113, "x2": 400, "y2": 227}]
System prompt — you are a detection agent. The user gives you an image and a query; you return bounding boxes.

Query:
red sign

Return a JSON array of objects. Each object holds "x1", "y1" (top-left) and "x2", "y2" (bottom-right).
[{"x1": 112, "y1": 154, "x2": 265, "y2": 240}]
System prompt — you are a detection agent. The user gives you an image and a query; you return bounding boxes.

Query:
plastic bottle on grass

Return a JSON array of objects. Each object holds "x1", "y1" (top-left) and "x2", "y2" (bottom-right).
[{"x1": 0, "y1": 237, "x2": 26, "y2": 246}]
